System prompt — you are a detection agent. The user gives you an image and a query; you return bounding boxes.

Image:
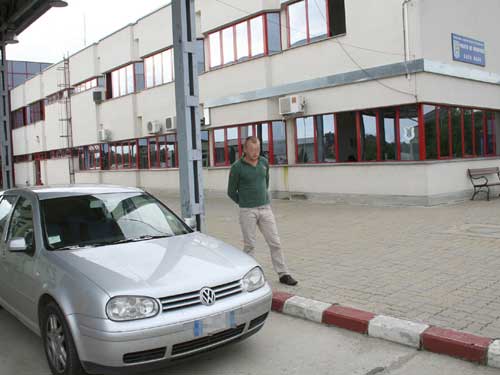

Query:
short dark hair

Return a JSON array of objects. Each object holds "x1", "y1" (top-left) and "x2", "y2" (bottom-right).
[{"x1": 244, "y1": 136, "x2": 260, "y2": 148}]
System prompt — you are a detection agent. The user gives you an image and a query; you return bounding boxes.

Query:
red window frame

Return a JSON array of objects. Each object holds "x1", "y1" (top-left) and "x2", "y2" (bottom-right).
[
  {"x1": 143, "y1": 48, "x2": 175, "y2": 89},
  {"x1": 109, "y1": 64, "x2": 135, "y2": 99},
  {"x1": 286, "y1": 0, "x2": 330, "y2": 48},
  {"x1": 73, "y1": 78, "x2": 98, "y2": 94},
  {"x1": 146, "y1": 135, "x2": 178, "y2": 169},
  {"x1": 207, "y1": 12, "x2": 278, "y2": 70}
]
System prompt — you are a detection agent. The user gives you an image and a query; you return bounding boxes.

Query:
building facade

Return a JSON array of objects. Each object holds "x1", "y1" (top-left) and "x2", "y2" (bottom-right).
[{"x1": 8, "y1": 0, "x2": 500, "y2": 205}]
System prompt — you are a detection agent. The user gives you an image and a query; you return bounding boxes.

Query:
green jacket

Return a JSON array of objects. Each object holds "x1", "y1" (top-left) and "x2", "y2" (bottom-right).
[{"x1": 227, "y1": 156, "x2": 270, "y2": 208}]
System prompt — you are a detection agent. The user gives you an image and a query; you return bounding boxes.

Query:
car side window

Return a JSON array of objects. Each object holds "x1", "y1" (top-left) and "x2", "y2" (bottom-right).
[
  {"x1": 0, "y1": 196, "x2": 17, "y2": 239},
  {"x1": 7, "y1": 197, "x2": 35, "y2": 253}
]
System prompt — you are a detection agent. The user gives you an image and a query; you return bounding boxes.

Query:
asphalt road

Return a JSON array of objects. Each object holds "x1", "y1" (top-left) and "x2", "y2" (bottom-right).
[{"x1": 1, "y1": 309, "x2": 498, "y2": 375}]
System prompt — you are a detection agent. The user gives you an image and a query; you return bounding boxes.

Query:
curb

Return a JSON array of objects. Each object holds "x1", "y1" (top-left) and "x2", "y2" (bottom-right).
[{"x1": 272, "y1": 291, "x2": 499, "y2": 368}]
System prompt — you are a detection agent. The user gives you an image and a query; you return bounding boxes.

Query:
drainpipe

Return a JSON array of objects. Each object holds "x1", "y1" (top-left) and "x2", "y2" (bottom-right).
[{"x1": 402, "y1": 0, "x2": 412, "y2": 80}]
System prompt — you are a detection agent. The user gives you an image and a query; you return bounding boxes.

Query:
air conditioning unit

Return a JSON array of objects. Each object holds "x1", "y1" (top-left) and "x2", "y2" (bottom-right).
[
  {"x1": 98, "y1": 128, "x2": 111, "y2": 142},
  {"x1": 279, "y1": 95, "x2": 305, "y2": 116},
  {"x1": 93, "y1": 91, "x2": 104, "y2": 103},
  {"x1": 165, "y1": 116, "x2": 176, "y2": 130},
  {"x1": 147, "y1": 120, "x2": 162, "y2": 134}
]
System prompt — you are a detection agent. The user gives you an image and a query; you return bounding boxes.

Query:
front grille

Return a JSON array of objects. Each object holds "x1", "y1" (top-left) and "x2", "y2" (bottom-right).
[
  {"x1": 123, "y1": 347, "x2": 166, "y2": 364},
  {"x1": 160, "y1": 280, "x2": 242, "y2": 312},
  {"x1": 171, "y1": 324, "x2": 245, "y2": 356},
  {"x1": 248, "y1": 312, "x2": 269, "y2": 330}
]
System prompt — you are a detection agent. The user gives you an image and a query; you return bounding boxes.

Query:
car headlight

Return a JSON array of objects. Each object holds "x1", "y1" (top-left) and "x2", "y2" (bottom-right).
[
  {"x1": 106, "y1": 296, "x2": 159, "y2": 322},
  {"x1": 241, "y1": 267, "x2": 266, "y2": 292}
]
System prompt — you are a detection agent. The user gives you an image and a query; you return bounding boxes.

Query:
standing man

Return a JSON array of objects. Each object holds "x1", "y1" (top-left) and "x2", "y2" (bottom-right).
[{"x1": 227, "y1": 136, "x2": 298, "y2": 286}]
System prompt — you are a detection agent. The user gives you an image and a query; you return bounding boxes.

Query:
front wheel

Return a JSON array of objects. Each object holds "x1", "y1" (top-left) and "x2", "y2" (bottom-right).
[{"x1": 40, "y1": 302, "x2": 86, "y2": 375}]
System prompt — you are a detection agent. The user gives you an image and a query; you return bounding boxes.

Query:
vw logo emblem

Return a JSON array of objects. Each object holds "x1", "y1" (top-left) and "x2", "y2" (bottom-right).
[{"x1": 199, "y1": 287, "x2": 216, "y2": 306}]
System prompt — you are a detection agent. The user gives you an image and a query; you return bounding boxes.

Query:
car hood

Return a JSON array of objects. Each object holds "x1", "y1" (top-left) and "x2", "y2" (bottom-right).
[{"x1": 53, "y1": 232, "x2": 258, "y2": 297}]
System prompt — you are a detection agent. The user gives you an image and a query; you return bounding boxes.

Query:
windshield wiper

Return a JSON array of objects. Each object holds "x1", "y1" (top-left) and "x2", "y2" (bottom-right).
[{"x1": 109, "y1": 234, "x2": 173, "y2": 245}]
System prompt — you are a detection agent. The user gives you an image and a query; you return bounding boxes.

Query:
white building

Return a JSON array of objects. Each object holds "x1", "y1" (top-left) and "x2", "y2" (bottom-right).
[{"x1": 9, "y1": 0, "x2": 500, "y2": 205}]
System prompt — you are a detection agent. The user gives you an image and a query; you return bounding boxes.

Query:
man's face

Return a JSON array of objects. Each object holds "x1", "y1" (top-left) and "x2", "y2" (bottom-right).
[{"x1": 244, "y1": 141, "x2": 260, "y2": 161}]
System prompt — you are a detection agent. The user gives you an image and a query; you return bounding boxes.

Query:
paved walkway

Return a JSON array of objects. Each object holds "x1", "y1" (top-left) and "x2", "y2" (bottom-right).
[{"x1": 157, "y1": 192, "x2": 500, "y2": 338}]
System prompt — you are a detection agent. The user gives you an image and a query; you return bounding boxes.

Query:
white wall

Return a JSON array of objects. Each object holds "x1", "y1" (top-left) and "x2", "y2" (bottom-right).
[
  {"x1": 70, "y1": 45, "x2": 99, "y2": 85},
  {"x1": 14, "y1": 162, "x2": 35, "y2": 186},
  {"x1": 98, "y1": 26, "x2": 136, "y2": 74},
  {"x1": 44, "y1": 103, "x2": 67, "y2": 151},
  {"x1": 72, "y1": 90, "x2": 98, "y2": 147},
  {"x1": 136, "y1": 84, "x2": 176, "y2": 138},
  {"x1": 45, "y1": 159, "x2": 71, "y2": 185},
  {"x1": 41, "y1": 62, "x2": 63, "y2": 97},
  {"x1": 134, "y1": 5, "x2": 173, "y2": 58},
  {"x1": 24, "y1": 75, "x2": 43, "y2": 105},
  {"x1": 100, "y1": 94, "x2": 137, "y2": 142},
  {"x1": 10, "y1": 84, "x2": 25, "y2": 111}
]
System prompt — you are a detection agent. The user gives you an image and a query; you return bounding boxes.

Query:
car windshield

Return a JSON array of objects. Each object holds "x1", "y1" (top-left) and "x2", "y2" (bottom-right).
[{"x1": 41, "y1": 192, "x2": 190, "y2": 250}]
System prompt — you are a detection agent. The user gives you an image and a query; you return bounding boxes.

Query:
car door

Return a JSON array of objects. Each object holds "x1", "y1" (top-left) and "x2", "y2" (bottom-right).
[
  {"x1": 3, "y1": 194, "x2": 40, "y2": 324},
  {"x1": 0, "y1": 194, "x2": 19, "y2": 306}
]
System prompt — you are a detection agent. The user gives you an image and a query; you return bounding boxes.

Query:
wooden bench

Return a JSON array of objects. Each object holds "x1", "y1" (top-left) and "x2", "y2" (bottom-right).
[{"x1": 468, "y1": 167, "x2": 500, "y2": 201}]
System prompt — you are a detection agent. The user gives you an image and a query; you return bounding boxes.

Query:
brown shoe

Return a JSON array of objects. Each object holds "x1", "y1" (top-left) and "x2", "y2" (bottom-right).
[{"x1": 279, "y1": 274, "x2": 298, "y2": 286}]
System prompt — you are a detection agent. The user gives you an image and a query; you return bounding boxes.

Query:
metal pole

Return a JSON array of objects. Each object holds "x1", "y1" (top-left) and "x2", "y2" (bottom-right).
[
  {"x1": 172, "y1": 0, "x2": 206, "y2": 232},
  {"x1": 0, "y1": 39, "x2": 13, "y2": 189}
]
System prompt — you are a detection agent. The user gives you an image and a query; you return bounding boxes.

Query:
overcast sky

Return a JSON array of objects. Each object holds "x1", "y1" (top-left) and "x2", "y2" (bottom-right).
[{"x1": 6, "y1": 0, "x2": 169, "y2": 63}]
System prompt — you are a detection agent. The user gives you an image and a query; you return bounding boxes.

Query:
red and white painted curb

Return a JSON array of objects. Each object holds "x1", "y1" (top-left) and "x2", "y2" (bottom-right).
[{"x1": 272, "y1": 291, "x2": 500, "y2": 368}]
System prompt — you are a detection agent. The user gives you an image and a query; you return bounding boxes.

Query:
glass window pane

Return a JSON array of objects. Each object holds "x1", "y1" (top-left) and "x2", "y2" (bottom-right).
[
  {"x1": 145, "y1": 56, "x2": 154, "y2": 88},
  {"x1": 222, "y1": 27, "x2": 235, "y2": 64},
  {"x1": 126, "y1": 65, "x2": 134, "y2": 94},
  {"x1": 149, "y1": 138, "x2": 158, "y2": 168},
  {"x1": 119, "y1": 68, "x2": 127, "y2": 96},
  {"x1": 167, "y1": 143, "x2": 176, "y2": 168},
  {"x1": 272, "y1": 121, "x2": 287, "y2": 164},
  {"x1": 308, "y1": 0, "x2": 328, "y2": 40},
  {"x1": 158, "y1": 136, "x2": 167, "y2": 167},
  {"x1": 360, "y1": 110, "x2": 377, "y2": 161},
  {"x1": 450, "y1": 107, "x2": 462, "y2": 158},
  {"x1": 423, "y1": 105, "x2": 437, "y2": 160},
  {"x1": 486, "y1": 112, "x2": 495, "y2": 155},
  {"x1": 214, "y1": 128, "x2": 225, "y2": 165},
  {"x1": 134, "y1": 62, "x2": 145, "y2": 91},
  {"x1": 336, "y1": 112, "x2": 358, "y2": 162},
  {"x1": 227, "y1": 127, "x2": 239, "y2": 164},
  {"x1": 236, "y1": 22, "x2": 249, "y2": 61},
  {"x1": 8, "y1": 198, "x2": 34, "y2": 252},
  {"x1": 154, "y1": 53, "x2": 163, "y2": 86},
  {"x1": 296, "y1": 116, "x2": 315, "y2": 163},
  {"x1": 239, "y1": 125, "x2": 253, "y2": 158},
  {"x1": 138, "y1": 139, "x2": 148, "y2": 169},
  {"x1": 438, "y1": 106, "x2": 450, "y2": 158},
  {"x1": 122, "y1": 144, "x2": 130, "y2": 168},
  {"x1": 288, "y1": 1, "x2": 307, "y2": 47},
  {"x1": 250, "y1": 16, "x2": 264, "y2": 57},
  {"x1": 201, "y1": 130, "x2": 209, "y2": 167},
  {"x1": 112, "y1": 70, "x2": 120, "y2": 98},
  {"x1": 473, "y1": 110, "x2": 485, "y2": 156},
  {"x1": 399, "y1": 105, "x2": 420, "y2": 161},
  {"x1": 380, "y1": 109, "x2": 397, "y2": 161},
  {"x1": 0, "y1": 196, "x2": 16, "y2": 236},
  {"x1": 463, "y1": 109, "x2": 473, "y2": 155},
  {"x1": 209, "y1": 32, "x2": 222, "y2": 68},
  {"x1": 256, "y1": 123, "x2": 269, "y2": 160},
  {"x1": 317, "y1": 114, "x2": 335, "y2": 162},
  {"x1": 162, "y1": 50, "x2": 173, "y2": 83},
  {"x1": 116, "y1": 145, "x2": 123, "y2": 167},
  {"x1": 266, "y1": 13, "x2": 282, "y2": 55}
]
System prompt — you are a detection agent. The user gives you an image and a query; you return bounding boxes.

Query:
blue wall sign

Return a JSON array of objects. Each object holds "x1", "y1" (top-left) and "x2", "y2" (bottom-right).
[{"x1": 451, "y1": 33, "x2": 485, "y2": 67}]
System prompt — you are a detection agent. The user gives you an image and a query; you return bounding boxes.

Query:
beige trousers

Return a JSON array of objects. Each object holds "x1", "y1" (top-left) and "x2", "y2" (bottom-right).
[{"x1": 238, "y1": 204, "x2": 290, "y2": 276}]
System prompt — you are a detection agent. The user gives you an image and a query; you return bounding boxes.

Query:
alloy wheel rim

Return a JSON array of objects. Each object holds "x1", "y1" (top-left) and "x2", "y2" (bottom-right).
[{"x1": 46, "y1": 313, "x2": 67, "y2": 373}]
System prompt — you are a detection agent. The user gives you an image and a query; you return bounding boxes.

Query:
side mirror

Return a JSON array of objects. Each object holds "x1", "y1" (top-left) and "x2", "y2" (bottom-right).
[
  {"x1": 184, "y1": 217, "x2": 197, "y2": 231},
  {"x1": 8, "y1": 237, "x2": 28, "y2": 252}
]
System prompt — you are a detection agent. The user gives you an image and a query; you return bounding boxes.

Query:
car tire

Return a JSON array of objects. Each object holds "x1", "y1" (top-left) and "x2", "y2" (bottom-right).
[{"x1": 41, "y1": 302, "x2": 86, "y2": 375}]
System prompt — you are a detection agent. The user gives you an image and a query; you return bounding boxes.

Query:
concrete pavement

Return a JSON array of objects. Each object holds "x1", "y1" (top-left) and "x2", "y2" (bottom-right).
[
  {"x1": 1, "y1": 308, "x2": 497, "y2": 375},
  {"x1": 158, "y1": 192, "x2": 500, "y2": 339}
]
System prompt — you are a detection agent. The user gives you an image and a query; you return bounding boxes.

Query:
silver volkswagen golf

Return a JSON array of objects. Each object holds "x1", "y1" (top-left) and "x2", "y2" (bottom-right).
[{"x1": 0, "y1": 185, "x2": 272, "y2": 375}]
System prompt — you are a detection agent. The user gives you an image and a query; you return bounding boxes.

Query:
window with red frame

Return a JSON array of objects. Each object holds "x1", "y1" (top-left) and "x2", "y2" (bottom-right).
[
  {"x1": 108, "y1": 140, "x2": 137, "y2": 169},
  {"x1": 26, "y1": 100, "x2": 45, "y2": 124},
  {"x1": 296, "y1": 115, "x2": 335, "y2": 163},
  {"x1": 45, "y1": 91, "x2": 64, "y2": 106},
  {"x1": 12, "y1": 108, "x2": 25, "y2": 129},
  {"x1": 144, "y1": 49, "x2": 174, "y2": 89},
  {"x1": 213, "y1": 122, "x2": 287, "y2": 166},
  {"x1": 49, "y1": 149, "x2": 71, "y2": 159},
  {"x1": 208, "y1": 13, "x2": 281, "y2": 69},
  {"x1": 79, "y1": 145, "x2": 101, "y2": 170},
  {"x1": 148, "y1": 135, "x2": 177, "y2": 168},
  {"x1": 74, "y1": 78, "x2": 98, "y2": 94},
  {"x1": 109, "y1": 64, "x2": 135, "y2": 98},
  {"x1": 287, "y1": 0, "x2": 346, "y2": 48}
]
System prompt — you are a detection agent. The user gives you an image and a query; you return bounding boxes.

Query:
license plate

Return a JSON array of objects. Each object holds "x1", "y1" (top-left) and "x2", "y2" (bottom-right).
[{"x1": 193, "y1": 311, "x2": 236, "y2": 337}]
